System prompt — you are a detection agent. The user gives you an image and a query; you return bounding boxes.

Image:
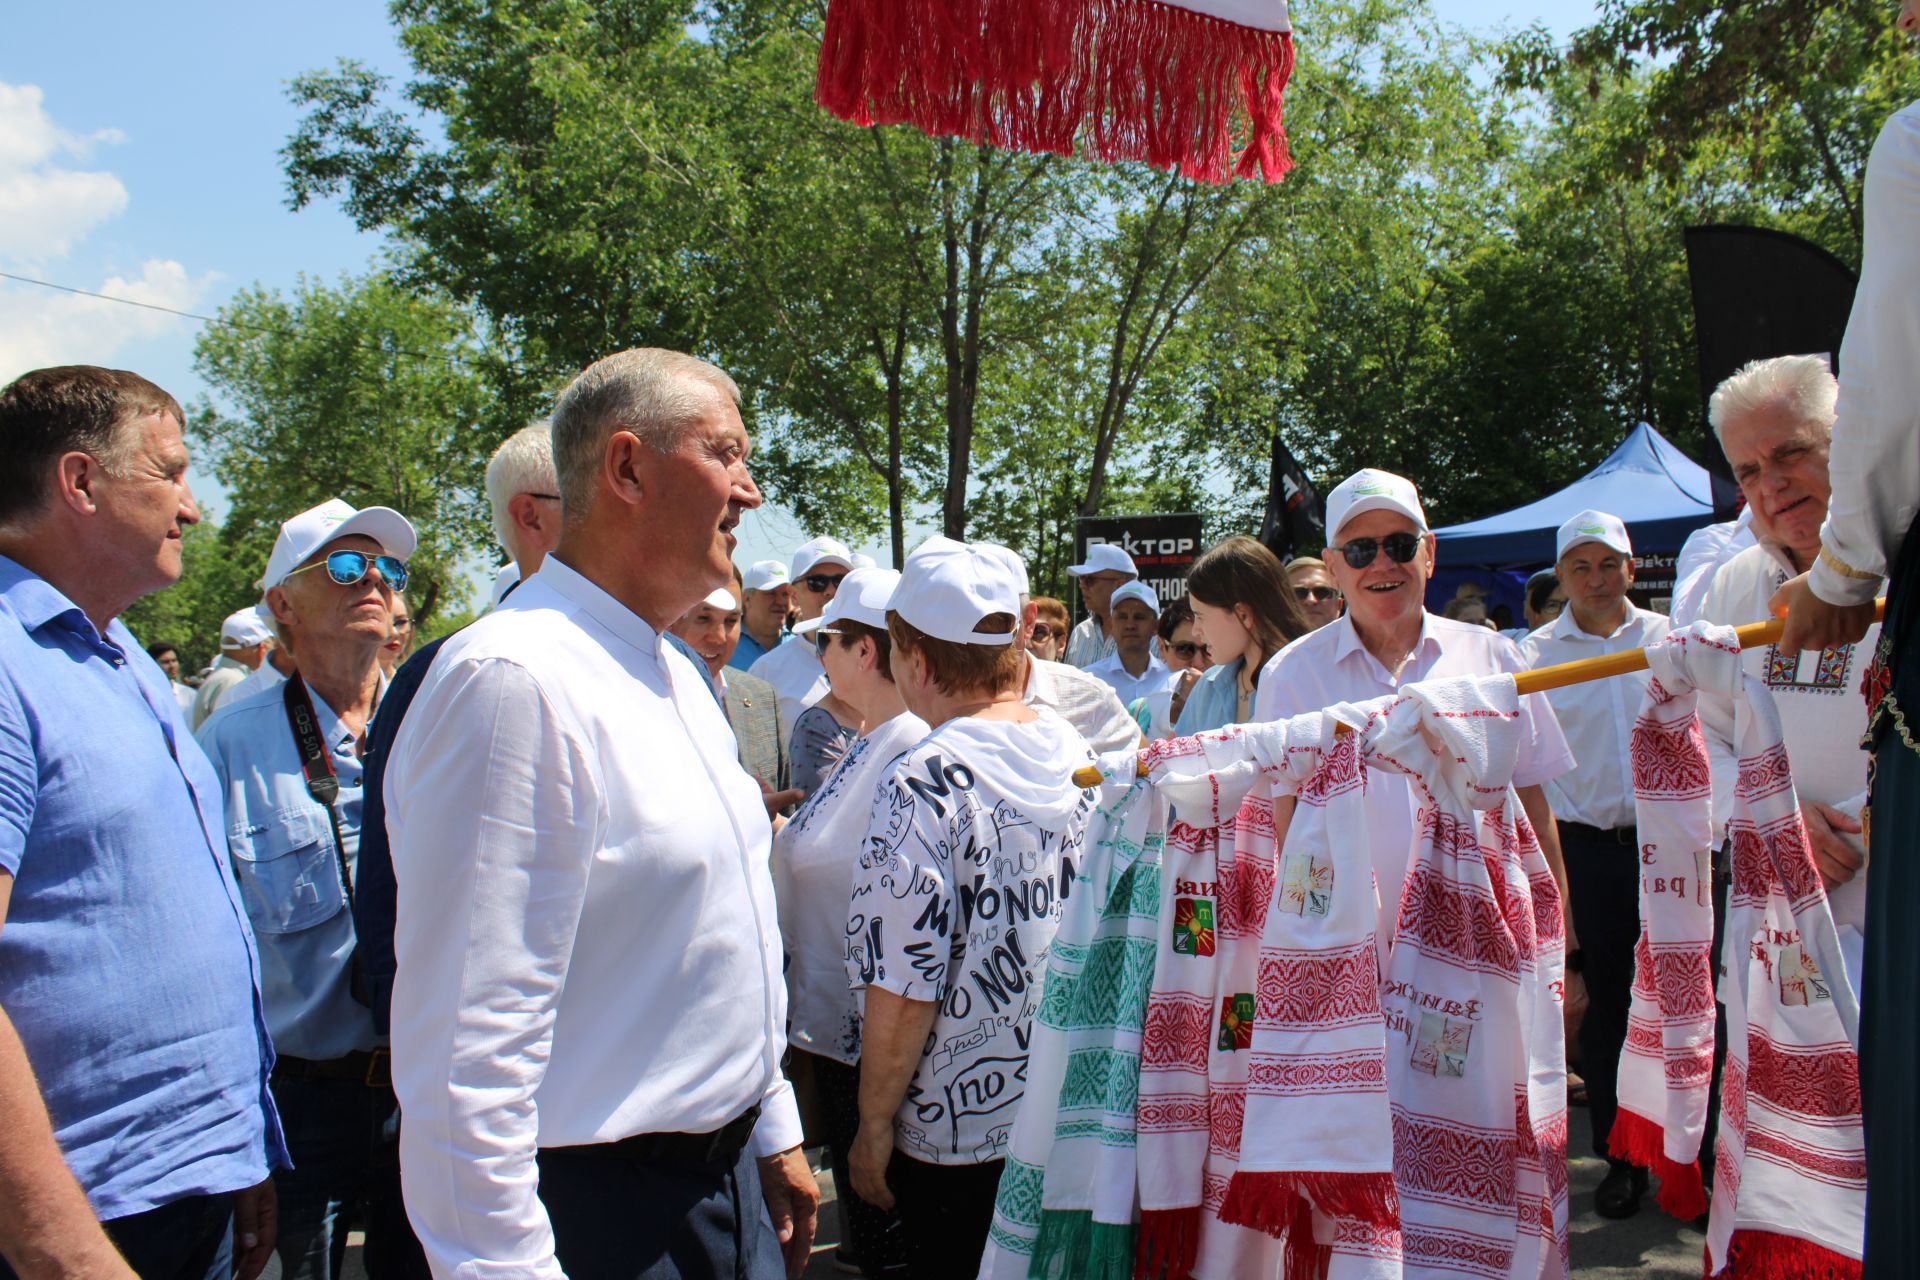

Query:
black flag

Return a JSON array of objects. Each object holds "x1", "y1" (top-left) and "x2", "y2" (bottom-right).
[
  {"x1": 1685, "y1": 225, "x2": 1856, "y2": 517},
  {"x1": 1260, "y1": 434, "x2": 1323, "y2": 562}
]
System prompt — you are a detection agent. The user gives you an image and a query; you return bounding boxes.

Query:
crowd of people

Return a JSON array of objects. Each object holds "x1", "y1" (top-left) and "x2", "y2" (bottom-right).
[{"x1": 0, "y1": 65, "x2": 1915, "y2": 1280}]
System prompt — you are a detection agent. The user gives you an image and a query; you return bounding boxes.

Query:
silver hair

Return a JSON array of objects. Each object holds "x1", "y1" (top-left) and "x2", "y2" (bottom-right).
[
  {"x1": 549, "y1": 349, "x2": 742, "y2": 523},
  {"x1": 1707, "y1": 354, "x2": 1837, "y2": 443},
  {"x1": 485, "y1": 421, "x2": 558, "y2": 549}
]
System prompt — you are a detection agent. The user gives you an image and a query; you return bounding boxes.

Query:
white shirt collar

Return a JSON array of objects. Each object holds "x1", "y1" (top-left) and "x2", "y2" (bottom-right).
[
  {"x1": 1328, "y1": 609, "x2": 1442, "y2": 679},
  {"x1": 534, "y1": 554, "x2": 665, "y2": 661},
  {"x1": 1547, "y1": 600, "x2": 1645, "y2": 644}
]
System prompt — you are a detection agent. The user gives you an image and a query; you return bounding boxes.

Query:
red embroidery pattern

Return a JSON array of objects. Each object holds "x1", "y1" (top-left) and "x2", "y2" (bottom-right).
[
  {"x1": 1391, "y1": 1109, "x2": 1518, "y2": 1208},
  {"x1": 1721, "y1": 1056, "x2": 1749, "y2": 1140},
  {"x1": 1217, "y1": 843, "x2": 1277, "y2": 941},
  {"x1": 1744, "y1": 1126, "x2": 1867, "y2": 1186},
  {"x1": 1245, "y1": 1049, "x2": 1387, "y2": 1097},
  {"x1": 1201, "y1": 1170, "x2": 1230, "y2": 1212},
  {"x1": 1746, "y1": 1032, "x2": 1862, "y2": 1121},
  {"x1": 1396, "y1": 864, "x2": 1518, "y2": 978},
  {"x1": 1208, "y1": 1080, "x2": 1247, "y2": 1158},
  {"x1": 1400, "y1": 1225, "x2": 1514, "y2": 1280},
  {"x1": 1140, "y1": 994, "x2": 1213, "y2": 1073},
  {"x1": 1636, "y1": 938, "x2": 1716, "y2": 1016},
  {"x1": 1298, "y1": 731, "x2": 1364, "y2": 803},
  {"x1": 1256, "y1": 943, "x2": 1380, "y2": 1030},
  {"x1": 1332, "y1": 1218, "x2": 1401, "y2": 1259},
  {"x1": 1735, "y1": 742, "x2": 1796, "y2": 804},
  {"x1": 1729, "y1": 815, "x2": 1824, "y2": 907},
  {"x1": 1631, "y1": 713, "x2": 1713, "y2": 799},
  {"x1": 1137, "y1": 1092, "x2": 1208, "y2": 1133}
]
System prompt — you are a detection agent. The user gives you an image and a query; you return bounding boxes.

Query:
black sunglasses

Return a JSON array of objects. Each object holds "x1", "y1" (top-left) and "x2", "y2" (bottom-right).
[
  {"x1": 800, "y1": 573, "x2": 847, "y2": 593},
  {"x1": 1331, "y1": 531, "x2": 1422, "y2": 571},
  {"x1": 1030, "y1": 623, "x2": 1057, "y2": 641},
  {"x1": 284, "y1": 549, "x2": 410, "y2": 593},
  {"x1": 1169, "y1": 641, "x2": 1201, "y2": 658},
  {"x1": 1294, "y1": 585, "x2": 1340, "y2": 603}
]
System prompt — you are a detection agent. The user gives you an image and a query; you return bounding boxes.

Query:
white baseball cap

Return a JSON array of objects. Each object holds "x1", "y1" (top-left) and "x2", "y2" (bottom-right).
[
  {"x1": 1110, "y1": 580, "x2": 1162, "y2": 614},
  {"x1": 220, "y1": 607, "x2": 274, "y2": 649},
  {"x1": 887, "y1": 538, "x2": 1024, "y2": 646},
  {"x1": 1557, "y1": 510, "x2": 1632, "y2": 561},
  {"x1": 742, "y1": 560, "x2": 789, "y2": 592},
  {"x1": 262, "y1": 498, "x2": 417, "y2": 590},
  {"x1": 790, "y1": 537, "x2": 854, "y2": 581},
  {"x1": 1325, "y1": 469, "x2": 1428, "y2": 545},
  {"x1": 1066, "y1": 543, "x2": 1138, "y2": 578},
  {"x1": 978, "y1": 542, "x2": 1031, "y2": 596},
  {"x1": 700, "y1": 584, "x2": 740, "y2": 611},
  {"x1": 814, "y1": 567, "x2": 903, "y2": 632},
  {"x1": 849, "y1": 552, "x2": 878, "y2": 570}
]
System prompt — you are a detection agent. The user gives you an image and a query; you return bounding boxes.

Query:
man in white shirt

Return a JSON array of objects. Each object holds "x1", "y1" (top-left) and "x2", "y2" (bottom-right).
[
  {"x1": 1255, "y1": 469, "x2": 1580, "y2": 981},
  {"x1": 1063, "y1": 542, "x2": 1137, "y2": 668},
  {"x1": 1521, "y1": 510, "x2": 1673, "y2": 1219},
  {"x1": 1671, "y1": 509, "x2": 1755, "y2": 627},
  {"x1": 191, "y1": 606, "x2": 273, "y2": 729},
  {"x1": 748, "y1": 536, "x2": 853, "y2": 727},
  {"x1": 1084, "y1": 580, "x2": 1171, "y2": 707},
  {"x1": 386, "y1": 348, "x2": 817, "y2": 1280}
]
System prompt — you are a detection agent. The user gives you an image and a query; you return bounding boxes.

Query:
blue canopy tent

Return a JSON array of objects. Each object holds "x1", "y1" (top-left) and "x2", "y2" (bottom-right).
[{"x1": 1427, "y1": 423, "x2": 1719, "y2": 618}]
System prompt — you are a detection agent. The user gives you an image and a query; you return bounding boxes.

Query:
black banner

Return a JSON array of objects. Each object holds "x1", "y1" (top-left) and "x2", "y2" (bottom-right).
[
  {"x1": 1685, "y1": 225, "x2": 1856, "y2": 517},
  {"x1": 1074, "y1": 513, "x2": 1204, "y2": 617},
  {"x1": 1259, "y1": 433, "x2": 1325, "y2": 562}
]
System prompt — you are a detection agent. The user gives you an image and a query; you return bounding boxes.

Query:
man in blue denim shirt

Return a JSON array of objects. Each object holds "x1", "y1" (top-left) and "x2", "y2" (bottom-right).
[
  {"x1": 0, "y1": 366, "x2": 284, "y2": 1280},
  {"x1": 197, "y1": 498, "x2": 426, "y2": 1280}
]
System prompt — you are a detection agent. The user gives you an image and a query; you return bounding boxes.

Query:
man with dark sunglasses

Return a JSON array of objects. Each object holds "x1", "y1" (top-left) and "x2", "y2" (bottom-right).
[
  {"x1": 1284, "y1": 556, "x2": 1344, "y2": 630},
  {"x1": 748, "y1": 535, "x2": 855, "y2": 729},
  {"x1": 196, "y1": 498, "x2": 428, "y2": 1280},
  {"x1": 1254, "y1": 468, "x2": 1581, "y2": 1009}
]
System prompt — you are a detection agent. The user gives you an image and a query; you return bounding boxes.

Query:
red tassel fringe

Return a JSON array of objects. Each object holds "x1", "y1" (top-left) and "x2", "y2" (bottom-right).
[
  {"x1": 1283, "y1": 1191, "x2": 1330, "y2": 1280},
  {"x1": 1722, "y1": 1230, "x2": 1862, "y2": 1280},
  {"x1": 815, "y1": 0, "x2": 1295, "y2": 184},
  {"x1": 1217, "y1": 1170, "x2": 1399, "y2": 1239},
  {"x1": 1607, "y1": 1109, "x2": 1708, "y2": 1221},
  {"x1": 1135, "y1": 1206, "x2": 1200, "y2": 1280}
]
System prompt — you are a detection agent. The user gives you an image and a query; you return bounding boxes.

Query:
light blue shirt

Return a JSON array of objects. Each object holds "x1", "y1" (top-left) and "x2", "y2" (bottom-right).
[
  {"x1": 0, "y1": 557, "x2": 284, "y2": 1219},
  {"x1": 198, "y1": 678, "x2": 382, "y2": 1060},
  {"x1": 729, "y1": 627, "x2": 781, "y2": 673},
  {"x1": 1173, "y1": 656, "x2": 1247, "y2": 736}
]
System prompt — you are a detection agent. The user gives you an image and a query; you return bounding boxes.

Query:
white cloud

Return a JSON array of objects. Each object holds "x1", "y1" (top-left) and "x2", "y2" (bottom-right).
[
  {"x1": 0, "y1": 260, "x2": 218, "y2": 385},
  {"x1": 0, "y1": 82, "x2": 130, "y2": 264}
]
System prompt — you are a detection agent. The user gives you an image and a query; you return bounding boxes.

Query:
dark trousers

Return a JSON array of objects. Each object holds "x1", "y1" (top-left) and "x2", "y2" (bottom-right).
[
  {"x1": 884, "y1": 1151, "x2": 1004, "y2": 1280},
  {"x1": 0, "y1": 1193, "x2": 233, "y2": 1280},
  {"x1": 1864, "y1": 719, "x2": 1920, "y2": 1275},
  {"x1": 270, "y1": 1072, "x2": 427, "y2": 1280},
  {"x1": 1561, "y1": 821, "x2": 1642, "y2": 1162},
  {"x1": 803, "y1": 1052, "x2": 909, "y2": 1278},
  {"x1": 536, "y1": 1140, "x2": 782, "y2": 1280}
]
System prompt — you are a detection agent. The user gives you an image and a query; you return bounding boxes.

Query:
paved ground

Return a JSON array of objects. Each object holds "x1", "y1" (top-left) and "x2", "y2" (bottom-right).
[{"x1": 321, "y1": 1102, "x2": 1703, "y2": 1279}]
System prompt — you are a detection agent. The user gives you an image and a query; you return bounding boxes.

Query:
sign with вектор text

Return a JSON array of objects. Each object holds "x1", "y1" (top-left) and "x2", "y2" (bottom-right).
[{"x1": 1074, "y1": 513, "x2": 1203, "y2": 616}]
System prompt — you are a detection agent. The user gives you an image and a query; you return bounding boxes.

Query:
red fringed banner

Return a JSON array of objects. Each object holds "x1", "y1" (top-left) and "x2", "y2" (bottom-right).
[{"x1": 815, "y1": 0, "x2": 1294, "y2": 184}]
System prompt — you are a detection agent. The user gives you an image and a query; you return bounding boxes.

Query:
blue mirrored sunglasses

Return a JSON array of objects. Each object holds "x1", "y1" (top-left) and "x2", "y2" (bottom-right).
[{"x1": 285, "y1": 549, "x2": 410, "y2": 593}]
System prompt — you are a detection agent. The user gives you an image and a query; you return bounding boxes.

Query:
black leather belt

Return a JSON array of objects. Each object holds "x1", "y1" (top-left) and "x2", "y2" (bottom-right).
[
  {"x1": 272, "y1": 1049, "x2": 391, "y2": 1088},
  {"x1": 543, "y1": 1106, "x2": 762, "y2": 1166},
  {"x1": 1558, "y1": 820, "x2": 1637, "y2": 846}
]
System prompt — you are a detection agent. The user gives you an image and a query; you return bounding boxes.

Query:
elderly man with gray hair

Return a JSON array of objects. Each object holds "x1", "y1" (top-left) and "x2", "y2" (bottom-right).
[{"x1": 385, "y1": 350, "x2": 816, "y2": 1280}]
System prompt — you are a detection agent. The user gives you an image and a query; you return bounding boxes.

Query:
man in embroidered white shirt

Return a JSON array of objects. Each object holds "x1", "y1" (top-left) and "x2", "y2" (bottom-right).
[
  {"x1": 1521, "y1": 510, "x2": 1673, "y2": 1219},
  {"x1": 385, "y1": 348, "x2": 817, "y2": 1280}
]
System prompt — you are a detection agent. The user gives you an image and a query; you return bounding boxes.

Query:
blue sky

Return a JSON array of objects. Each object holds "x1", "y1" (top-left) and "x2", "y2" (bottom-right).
[{"x1": 1, "y1": 0, "x2": 1597, "y2": 577}]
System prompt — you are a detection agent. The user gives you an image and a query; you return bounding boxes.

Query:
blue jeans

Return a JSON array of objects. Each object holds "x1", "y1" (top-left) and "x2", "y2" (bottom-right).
[{"x1": 269, "y1": 1074, "x2": 426, "y2": 1280}]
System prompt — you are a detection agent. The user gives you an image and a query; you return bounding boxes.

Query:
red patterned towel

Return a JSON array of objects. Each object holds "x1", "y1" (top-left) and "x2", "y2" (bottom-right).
[
  {"x1": 1616, "y1": 624, "x2": 1865, "y2": 1277},
  {"x1": 1225, "y1": 676, "x2": 1569, "y2": 1280}
]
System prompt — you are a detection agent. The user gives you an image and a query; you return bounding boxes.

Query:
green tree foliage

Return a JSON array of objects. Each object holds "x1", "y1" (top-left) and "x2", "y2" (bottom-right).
[{"x1": 142, "y1": 272, "x2": 495, "y2": 654}]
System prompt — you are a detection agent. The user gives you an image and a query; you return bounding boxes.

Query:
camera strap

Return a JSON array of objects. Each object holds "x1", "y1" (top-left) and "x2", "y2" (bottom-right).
[{"x1": 282, "y1": 676, "x2": 355, "y2": 908}]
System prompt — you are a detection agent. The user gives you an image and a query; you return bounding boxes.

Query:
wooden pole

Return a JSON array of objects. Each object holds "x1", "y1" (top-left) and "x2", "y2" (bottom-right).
[{"x1": 1071, "y1": 600, "x2": 1887, "y2": 789}]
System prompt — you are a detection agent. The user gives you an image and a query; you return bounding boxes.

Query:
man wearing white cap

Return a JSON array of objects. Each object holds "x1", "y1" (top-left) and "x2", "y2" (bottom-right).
[
  {"x1": 191, "y1": 604, "x2": 276, "y2": 729},
  {"x1": 196, "y1": 498, "x2": 426, "y2": 1280},
  {"x1": 846, "y1": 537, "x2": 1095, "y2": 1279},
  {"x1": 1255, "y1": 467, "x2": 1579, "y2": 970},
  {"x1": 1083, "y1": 579, "x2": 1172, "y2": 707},
  {"x1": 1062, "y1": 541, "x2": 1139, "y2": 668},
  {"x1": 385, "y1": 349, "x2": 816, "y2": 1280},
  {"x1": 1520, "y1": 510, "x2": 1672, "y2": 1218},
  {"x1": 734, "y1": 559, "x2": 793, "y2": 672},
  {"x1": 748, "y1": 536, "x2": 855, "y2": 725}
]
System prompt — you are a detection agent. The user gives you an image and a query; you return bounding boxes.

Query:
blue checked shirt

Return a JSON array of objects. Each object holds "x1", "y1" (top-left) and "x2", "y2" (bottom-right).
[{"x1": 0, "y1": 557, "x2": 284, "y2": 1219}]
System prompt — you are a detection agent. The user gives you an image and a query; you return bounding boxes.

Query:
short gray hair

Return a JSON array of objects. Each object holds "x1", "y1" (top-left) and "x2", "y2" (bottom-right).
[
  {"x1": 1708, "y1": 354, "x2": 1837, "y2": 443},
  {"x1": 485, "y1": 421, "x2": 558, "y2": 548},
  {"x1": 549, "y1": 349, "x2": 742, "y2": 522}
]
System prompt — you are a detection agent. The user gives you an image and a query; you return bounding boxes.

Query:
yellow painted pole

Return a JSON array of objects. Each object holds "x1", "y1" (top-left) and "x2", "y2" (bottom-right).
[{"x1": 1070, "y1": 600, "x2": 1887, "y2": 789}]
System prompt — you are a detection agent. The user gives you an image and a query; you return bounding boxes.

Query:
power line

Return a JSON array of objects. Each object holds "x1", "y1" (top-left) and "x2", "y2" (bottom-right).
[{"x1": 0, "y1": 269, "x2": 480, "y2": 371}]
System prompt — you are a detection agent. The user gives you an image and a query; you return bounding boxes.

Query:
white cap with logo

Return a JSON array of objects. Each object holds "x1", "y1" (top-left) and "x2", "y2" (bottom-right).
[
  {"x1": 262, "y1": 498, "x2": 417, "y2": 590},
  {"x1": 219, "y1": 607, "x2": 275, "y2": 649},
  {"x1": 1556, "y1": 509, "x2": 1632, "y2": 561},
  {"x1": 790, "y1": 537, "x2": 854, "y2": 581},
  {"x1": 886, "y1": 538, "x2": 1023, "y2": 646},
  {"x1": 801, "y1": 567, "x2": 902, "y2": 636},
  {"x1": 1066, "y1": 542, "x2": 1138, "y2": 578},
  {"x1": 742, "y1": 560, "x2": 790, "y2": 592},
  {"x1": 1110, "y1": 580, "x2": 1162, "y2": 615},
  {"x1": 1325, "y1": 469, "x2": 1428, "y2": 545}
]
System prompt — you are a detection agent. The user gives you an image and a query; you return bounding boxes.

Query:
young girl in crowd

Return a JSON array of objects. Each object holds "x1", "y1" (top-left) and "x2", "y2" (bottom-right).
[{"x1": 1173, "y1": 534, "x2": 1310, "y2": 734}]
